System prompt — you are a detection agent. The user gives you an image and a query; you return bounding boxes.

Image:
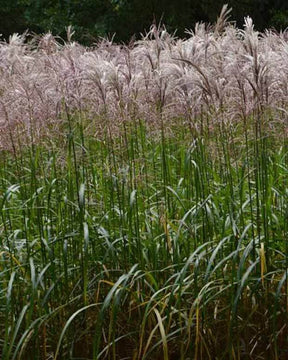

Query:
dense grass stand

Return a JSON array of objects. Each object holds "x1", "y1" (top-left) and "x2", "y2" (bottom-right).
[{"x1": 0, "y1": 8, "x2": 288, "y2": 359}]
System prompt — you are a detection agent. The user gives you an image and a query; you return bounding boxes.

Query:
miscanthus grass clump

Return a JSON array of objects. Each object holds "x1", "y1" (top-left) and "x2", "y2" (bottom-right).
[{"x1": 0, "y1": 6, "x2": 288, "y2": 360}]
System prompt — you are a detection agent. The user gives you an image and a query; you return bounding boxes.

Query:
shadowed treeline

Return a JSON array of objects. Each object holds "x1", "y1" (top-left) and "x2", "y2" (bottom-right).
[{"x1": 0, "y1": 0, "x2": 288, "y2": 44}]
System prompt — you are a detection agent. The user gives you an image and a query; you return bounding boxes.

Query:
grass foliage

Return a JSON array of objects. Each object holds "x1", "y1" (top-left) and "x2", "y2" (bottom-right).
[{"x1": 0, "y1": 7, "x2": 288, "y2": 360}]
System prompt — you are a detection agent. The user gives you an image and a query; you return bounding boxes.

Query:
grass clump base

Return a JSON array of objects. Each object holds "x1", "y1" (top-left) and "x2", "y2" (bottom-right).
[{"x1": 1, "y1": 114, "x2": 287, "y2": 359}]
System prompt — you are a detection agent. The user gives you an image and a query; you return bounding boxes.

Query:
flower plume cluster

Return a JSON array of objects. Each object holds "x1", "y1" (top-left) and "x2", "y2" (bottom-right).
[{"x1": 0, "y1": 14, "x2": 288, "y2": 147}]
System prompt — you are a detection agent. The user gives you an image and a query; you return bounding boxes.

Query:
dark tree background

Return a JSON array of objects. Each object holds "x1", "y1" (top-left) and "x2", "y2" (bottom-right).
[{"x1": 0, "y1": 0, "x2": 288, "y2": 43}]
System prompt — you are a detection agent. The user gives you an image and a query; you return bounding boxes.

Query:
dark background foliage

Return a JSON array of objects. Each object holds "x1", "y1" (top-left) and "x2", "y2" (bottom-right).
[{"x1": 1, "y1": 0, "x2": 288, "y2": 43}]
